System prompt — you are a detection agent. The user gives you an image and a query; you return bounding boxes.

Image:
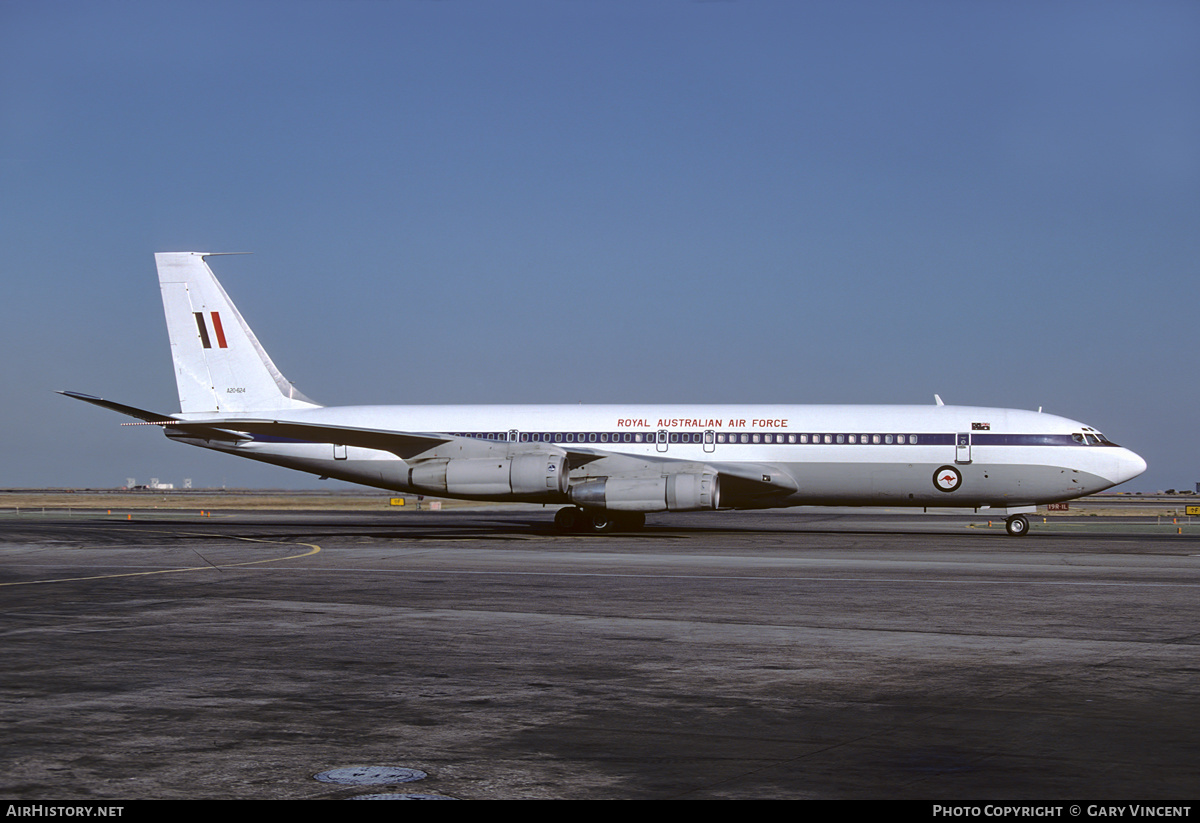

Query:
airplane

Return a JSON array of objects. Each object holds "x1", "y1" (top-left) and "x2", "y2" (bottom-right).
[{"x1": 61, "y1": 252, "x2": 1147, "y2": 536}]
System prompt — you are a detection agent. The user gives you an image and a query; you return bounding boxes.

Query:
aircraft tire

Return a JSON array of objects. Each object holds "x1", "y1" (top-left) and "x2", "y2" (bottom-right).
[
  {"x1": 554, "y1": 507, "x2": 583, "y2": 533},
  {"x1": 588, "y1": 511, "x2": 619, "y2": 534},
  {"x1": 1005, "y1": 514, "x2": 1030, "y2": 537}
]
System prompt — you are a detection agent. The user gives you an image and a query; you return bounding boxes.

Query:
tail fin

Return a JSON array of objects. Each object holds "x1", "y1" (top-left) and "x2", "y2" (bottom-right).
[{"x1": 156, "y1": 252, "x2": 320, "y2": 414}]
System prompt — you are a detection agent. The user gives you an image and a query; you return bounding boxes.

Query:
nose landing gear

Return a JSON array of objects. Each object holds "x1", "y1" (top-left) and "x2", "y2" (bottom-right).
[{"x1": 1005, "y1": 514, "x2": 1030, "y2": 536}]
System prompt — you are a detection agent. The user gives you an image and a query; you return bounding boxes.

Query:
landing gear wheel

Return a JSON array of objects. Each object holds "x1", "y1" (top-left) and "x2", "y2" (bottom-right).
[
  {"x1": 554, "y1": 507, "x2": 583, "y2": 533},
  {"x1": 556, "y1": 508, "x2": 646, "y2": 534},
  {"x1": 1005, "y1": 514, "x2": 1029, "y2": 537},
  {"x1": 588, "y1": 511, "x2": 619, "y2": 534}
]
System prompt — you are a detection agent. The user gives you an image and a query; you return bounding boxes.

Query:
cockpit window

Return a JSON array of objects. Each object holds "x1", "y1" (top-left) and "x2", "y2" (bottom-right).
[{"x1": 1073, "y1": 431, "x2": 1120, "y2": 446}]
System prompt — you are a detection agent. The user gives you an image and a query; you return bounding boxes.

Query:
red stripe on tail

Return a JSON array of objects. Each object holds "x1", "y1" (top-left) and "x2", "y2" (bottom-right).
[{"x1": 210, "y1": 312, "x2": 228, "y2": 348}]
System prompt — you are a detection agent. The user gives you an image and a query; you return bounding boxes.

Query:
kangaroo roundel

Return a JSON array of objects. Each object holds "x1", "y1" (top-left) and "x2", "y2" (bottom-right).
[{"x1": 933, "y1": 465, "x2": 963, "y2": 493}]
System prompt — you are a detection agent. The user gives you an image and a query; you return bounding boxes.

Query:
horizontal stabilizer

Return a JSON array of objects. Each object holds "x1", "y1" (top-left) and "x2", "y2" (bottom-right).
[
  {"x1": 58, "y1": 391, "x2": 178, "y2": 424},
  {"x1": 58, "y1": 391, "x2": 250, "y2": 443}
]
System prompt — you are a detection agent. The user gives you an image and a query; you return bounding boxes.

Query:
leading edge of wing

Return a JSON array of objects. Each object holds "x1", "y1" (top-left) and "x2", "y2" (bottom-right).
[{"x1": 213, "y1": 418, "x2": 485, "y2": 460}]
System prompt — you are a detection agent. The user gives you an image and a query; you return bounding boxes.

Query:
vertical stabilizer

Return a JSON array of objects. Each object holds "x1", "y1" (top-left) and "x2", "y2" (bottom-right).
[{"x1": 156, "y1": 252, "x2": 320, "y2": 414}]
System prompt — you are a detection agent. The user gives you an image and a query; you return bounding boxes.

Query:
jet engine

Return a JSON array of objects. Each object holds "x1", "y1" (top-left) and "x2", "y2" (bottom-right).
[
  {"x1": 568, "y1": 470, "x2": 720, "y2": 512},
  {"x1": 408, "y1": 454, "x2": 568, "y2": 500}
]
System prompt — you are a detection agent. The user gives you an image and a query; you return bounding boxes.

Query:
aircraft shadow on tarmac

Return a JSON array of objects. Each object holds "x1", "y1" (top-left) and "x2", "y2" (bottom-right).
[{"x1": 28, "y1": 511, "x2": 1192, "y2": 545}]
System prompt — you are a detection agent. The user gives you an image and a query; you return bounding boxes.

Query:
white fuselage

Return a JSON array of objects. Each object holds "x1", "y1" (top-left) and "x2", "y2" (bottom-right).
[{"x1": 169, "y1": 402, "x2": 1147, "y2": 510}]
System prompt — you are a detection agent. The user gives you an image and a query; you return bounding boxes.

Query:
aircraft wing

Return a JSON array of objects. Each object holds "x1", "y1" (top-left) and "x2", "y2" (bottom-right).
[
  {"x1": 207, "y1": 418, "x2": 803, "y2": 501},
  {"x1": 558, "y1": 447, "x2": 795, "y2": 494},
  {"x1": 215, "y1": 418, "x2": 538, "y2": 461},
  {"x1": 514, "y1": 441, "x2": 798, "y2": 506}
]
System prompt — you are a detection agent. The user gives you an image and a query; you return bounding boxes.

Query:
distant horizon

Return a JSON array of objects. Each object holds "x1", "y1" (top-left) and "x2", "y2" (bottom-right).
[{"x1": 3, "y1": 486, "x2": 1193, "y2": 498}]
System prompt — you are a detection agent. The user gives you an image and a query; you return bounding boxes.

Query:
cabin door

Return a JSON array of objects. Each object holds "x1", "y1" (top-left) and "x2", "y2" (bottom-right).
[{"x1": 955, "y1": 432, "x2": 972, "y2": 464}]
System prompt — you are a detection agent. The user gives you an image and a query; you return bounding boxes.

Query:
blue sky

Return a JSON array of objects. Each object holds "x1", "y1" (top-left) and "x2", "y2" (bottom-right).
[{"x1": 2, "y1": 0, "x2": 1196, "y2": 492}]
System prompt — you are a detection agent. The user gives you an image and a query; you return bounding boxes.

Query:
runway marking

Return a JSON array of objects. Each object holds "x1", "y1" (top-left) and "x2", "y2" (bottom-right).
[
  {"x1": 204, "y1": 565, "x2": 1200, "y2": 589},
  {"x1": 0, "y1": 530, "x2": 321, "y2": 587}
]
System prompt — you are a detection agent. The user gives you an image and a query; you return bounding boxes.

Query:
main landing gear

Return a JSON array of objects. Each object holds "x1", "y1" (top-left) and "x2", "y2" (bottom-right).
[
  {"x1": 554, "y1": 507, "x2": 645, "y2": 534},
  {"x1": 1005, "y1": 514, "x2": 1030, "y2": 537}
]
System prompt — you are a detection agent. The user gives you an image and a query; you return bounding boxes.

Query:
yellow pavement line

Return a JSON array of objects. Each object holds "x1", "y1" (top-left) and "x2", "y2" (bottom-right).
[{"x1": 0, "y1": 531, "x2": 321, "y2": 587}]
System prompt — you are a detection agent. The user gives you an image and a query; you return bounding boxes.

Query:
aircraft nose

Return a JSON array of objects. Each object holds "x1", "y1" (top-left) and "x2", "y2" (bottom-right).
[{"x1": 1111, "y1": 448, "x2": 1147, "y2": 485}]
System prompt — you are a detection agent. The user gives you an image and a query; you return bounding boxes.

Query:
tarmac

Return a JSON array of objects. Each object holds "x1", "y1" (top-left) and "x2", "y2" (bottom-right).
[{"x1": 2, "y1": 506, "x2": 1198, "y2": 800}]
